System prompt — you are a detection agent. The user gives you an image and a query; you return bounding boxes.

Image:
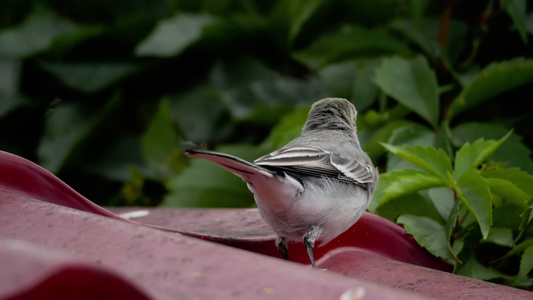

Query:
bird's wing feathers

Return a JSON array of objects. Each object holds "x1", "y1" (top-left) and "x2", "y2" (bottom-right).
[
  {"x1": 255, "y1": 146, "x2": 374, "y2": 185},
  {"x1": 330, "y1": 152, "x2": 375, "y2": 183}
]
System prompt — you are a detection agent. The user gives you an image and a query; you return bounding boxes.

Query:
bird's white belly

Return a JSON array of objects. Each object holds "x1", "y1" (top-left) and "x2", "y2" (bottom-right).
[{"x1": 254, "y1": 177, "x2": 369, "y2": 245}]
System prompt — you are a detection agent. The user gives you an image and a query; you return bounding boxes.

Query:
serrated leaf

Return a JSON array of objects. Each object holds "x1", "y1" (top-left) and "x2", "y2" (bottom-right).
[
  {"x1": 483, "y1": 168, "x2": 533, "y2": 198},
  {"x1": 397, "y1": 215, "x2": 454, "y2": 260},
  {"x1": 380, "y1": 170, "x2": 445, "y2": 202},
  {"x1": 374, "y1": 56, "x2": 439, "y2": 126},
  {"x1": 360, "y1": 120, "x2": 413, "y2": 162},
  {"x1": 513, "y1": 244, "x2": 533, "y2": 286},
  {"x1": 369, "y1": 169, "x2": 403, "y2": 212},
  {"x1": 381, "y1": 143, "x2": 452, "y2": 181},
  {"x1": 457, "y1": 170, "x2": 493, "y2": 239},
  {"x1": 500, "y1": 240, "x2": 533, "y2": 262},
  {"x1": 385, "y1": 123, "x2": 437, "y2": 171},
  {"x1": 135, "y1": 13, "x2": 214, "y2": 57},
  {"x1": 492, "y1": 203, "x2": 526, "y2": 230},
  {"x1": 387, "y1": 123, "x2": 437, "y2": 147},
  {"x1": 451, "y1": 122, "x2": 533, "y2": 173},
  {"x1": 453, "y1": 131, "x2": 512, "y2": 179},
  {"x1": 455, "y1": 256, "x2": 505, "y2": 280},
  {"x1": 448, "y1": 58, "x2": 533, "y2": 119},
  {"x1": 39, "y1": 61, "x2": 139, "y2": 93},
  {"x1": 293, "y1": 27, "x2": 410, "y2": 70},
  {"x1": 376, "y1": 193, "x2": 444, "y2": 223},
  {"x1": 503, "y1": 0, "x2": 528, "y2": 44},
  {"x1": 485, "y1": 178, "x2": 529, "y2": 208}
]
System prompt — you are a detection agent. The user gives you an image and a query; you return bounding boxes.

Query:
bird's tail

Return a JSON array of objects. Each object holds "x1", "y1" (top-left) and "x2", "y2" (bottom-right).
[{"x1": 185, "y1": 149, "x2": 274, "y2": 182}]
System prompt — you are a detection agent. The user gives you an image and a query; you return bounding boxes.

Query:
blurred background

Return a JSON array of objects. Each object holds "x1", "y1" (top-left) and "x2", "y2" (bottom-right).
[{"x1": 1, "y1": 0, "x2": 532, "y2": 208}]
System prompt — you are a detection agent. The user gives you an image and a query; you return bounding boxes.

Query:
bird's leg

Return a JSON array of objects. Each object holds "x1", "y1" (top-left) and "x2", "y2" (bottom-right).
[
  {"x1": 276, "y1": 236, "x2": 290, "y2": 261},
  {"x1": 303, "y1": 225, "x2": 323, "y2": 268}
]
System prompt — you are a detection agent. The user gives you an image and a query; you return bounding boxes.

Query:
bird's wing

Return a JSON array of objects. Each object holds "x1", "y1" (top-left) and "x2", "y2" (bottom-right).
[
  {"x1": 330, "y1": 152, "x2": 375, "y2": 184},
  {"x1": 255, "y1": 146, "x2": 375, "y2": 185}
]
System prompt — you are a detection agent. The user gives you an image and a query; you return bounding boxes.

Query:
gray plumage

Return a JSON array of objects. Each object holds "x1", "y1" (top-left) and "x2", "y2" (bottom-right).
[{"x1": 186, "y1": 98, "x2": 378, "y2": 268}]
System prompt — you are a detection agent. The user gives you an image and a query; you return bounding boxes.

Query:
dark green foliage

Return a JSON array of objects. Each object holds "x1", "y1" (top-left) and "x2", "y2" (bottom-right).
[{"x1": 1, "y1": 0, "x2": 532, "y2": 286}]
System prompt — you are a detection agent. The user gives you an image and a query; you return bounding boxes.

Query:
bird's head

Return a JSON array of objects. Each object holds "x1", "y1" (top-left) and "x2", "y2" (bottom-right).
[{"x1": 303, "y1": 98, "x2": 358, "y2": 133}]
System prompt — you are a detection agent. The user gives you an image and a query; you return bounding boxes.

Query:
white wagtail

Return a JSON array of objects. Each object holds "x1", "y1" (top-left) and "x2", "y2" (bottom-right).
[{"x1": 186, "y1": 98, "x2": 378, "y2": 268}]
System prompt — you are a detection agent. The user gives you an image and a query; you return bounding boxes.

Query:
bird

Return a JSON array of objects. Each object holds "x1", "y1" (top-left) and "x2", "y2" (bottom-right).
[{"x1": 185, "y1": 98, "x2": 378, "y2": 268}]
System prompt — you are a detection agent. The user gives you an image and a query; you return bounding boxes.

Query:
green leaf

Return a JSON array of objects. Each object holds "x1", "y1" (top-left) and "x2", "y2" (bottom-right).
[
  {"x1": 369, "y1": 169, "x2": 401, "y2": 212},
  {"x1": 81, "y1": 135, "x2": 147, "y2": 182},
  {"x1": 444, "y1": 200, "x2": 461, "y2": 261},
  {"x1": 141, "y1": 99, "x2": 184, "y2": 176},
  {"x1": 391, "y1": 18, "x2": 467, "y2": 63},
  {"x1": 208, "y1": 58, "x2": 327, "y2": 121},
  {"x1": 513, "y1": 244, "x2": 533, "y2": 286},
  {"x1": 39, "y1": 61, "x2": 139, "y2": 93},
  {"x1": 287, "y1": 0, "x2": 326, "y2": 44},
  {"x1": 38, "y1": 96, "x2": 120, "y2": 173},
  {"x1": 455, "y1": 255, "x2": 505, "y2": 280},
  {"x1": 258, "y1": 107, "x2": 308, "y2": 152},
  {"x1": 500, "y1": 239, "x2": 533, "y2": 261},
  {"x1": 503, "y1": 0, "x2": 528, "y2": 44},
  {"x1": 484, "y1": 228, "x2": 514, "y2": 247},
  {"x1": 0, "y1": 10, "x2": 77, "y2": 59},
  {"x1": 163, "y1": 144, "x2": 262, "y2": 208},
  {"x1": 376, "y1": 193, "x2": 444, "y2": 223},
  {"x1": 381, "y1": 143, "x2": 452, "y2": 181},
  {"x1": 528, "y1": 201, "x2": 533, "y2": 226},
  {"x1": 451, "y1": 122, "x2": 533, "y2": 173},
  {"x1": 168, "y1": 85, "x2": 225, "y2": 143},
  {"x1": 485, "y1": 178, "x2": 529, "y2": 208},
  {"x1": 387, "y1": 123, "x2": 437, "y2": 147},
  {"x1": 374, "y1": 56, "x2": 439, "y2": 126},
  {"x1": 318, "y1": 59, "x2": 381, "y2": 112},
  {"x1": 397, "y1": 215, "x2": 454, "y2": 260},
  {"x1": 453, "y1": 131, "x2": 512, "y2": 179},
  {"x1": 428, "y1": 187, "x2": 455, "y2": 221},
  {"x1": 448, "y1": 58, "x2": 533, "y2": 119},
  {"x1": 483, "y1": 168, "x2": 533, "y2": 198},
  {"x1": 293, "y1": 27, "x2": 410, "y2": 70},
  {"x1": 359, "y1": 120, "x2": 413, "y2": 162},
  {"x1": 135, "y1": 13, "x2": 214, "y2": 57},
  {"x1": 493, "y1": 203, "x2": 526, "y2": 230},
  {"x1": 380, "y1": 169, "x2": 445, "y2": 203},
  {"x1": 385, "y1": 124, "x2": 437, "y2": 171},
  {"x1": 456, "y1": 170, "x2": 493, "y2": 239},
  {"x1": 0, "y1": 60, "x2": 27, "y2": 117}
]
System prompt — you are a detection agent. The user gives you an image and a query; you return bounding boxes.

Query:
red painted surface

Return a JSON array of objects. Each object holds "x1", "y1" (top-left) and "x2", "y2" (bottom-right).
[
  {"x1": 0, "y1": 194, "x2": 426, "y2": 300},
  {"x1": 0, "y1": 239, "x2": 150, "y2": 300},
  {"x1": 1, "y1": 150, "x2": 532, "y2": 299}
]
